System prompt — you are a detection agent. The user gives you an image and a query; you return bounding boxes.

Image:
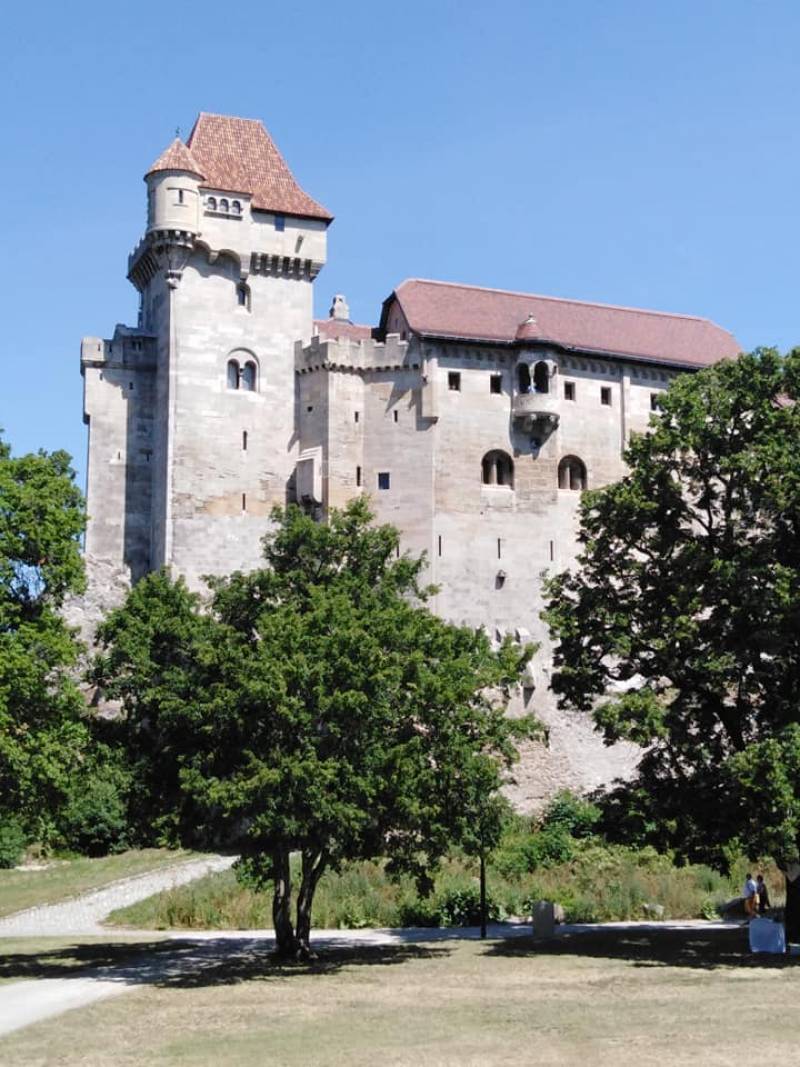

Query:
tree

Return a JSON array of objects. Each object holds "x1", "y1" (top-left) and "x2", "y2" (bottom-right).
[
  {"x1": 95, "y1": 499, "x2": 536, "y2": 956},
  {"x1": 544, "y1": 349, "x2": 800, "y2": 934},
  {"x1": 0, "y1": 433, "x2": 89, "y2": 847}
]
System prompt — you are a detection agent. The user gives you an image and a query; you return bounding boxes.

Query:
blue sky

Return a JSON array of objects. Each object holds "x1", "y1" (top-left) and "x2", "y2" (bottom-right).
[{"x1": 2, "y1": 0, "x2": 799, "y2": 486}]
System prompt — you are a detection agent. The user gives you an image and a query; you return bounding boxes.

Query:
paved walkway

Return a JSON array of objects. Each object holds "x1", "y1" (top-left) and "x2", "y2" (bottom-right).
[{"x1": 0, "y1": 854, "x2": 236, "y2": 938}]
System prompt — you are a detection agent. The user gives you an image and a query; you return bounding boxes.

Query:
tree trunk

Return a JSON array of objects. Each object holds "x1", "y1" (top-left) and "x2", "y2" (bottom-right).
[
  {"x1": 785, "y1": 871, "x2": 800, "y2": 944},
  {"x1": 295, "y1": 849, "x2": 327, "y2": 959},
  {"x1": 272, "y1": 846, "x2": 296, "y2": 957}
]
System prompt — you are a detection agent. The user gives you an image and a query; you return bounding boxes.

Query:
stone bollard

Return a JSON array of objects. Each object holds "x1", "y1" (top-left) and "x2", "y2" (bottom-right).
[{"x1": 532, "y1": 900, "x2": 556, "y2": 939}]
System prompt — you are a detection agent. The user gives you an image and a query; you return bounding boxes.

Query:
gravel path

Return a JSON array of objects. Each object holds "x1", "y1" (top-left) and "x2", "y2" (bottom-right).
[{"x1": 0, "y1": 854, "x2": 236, "y2": 938}]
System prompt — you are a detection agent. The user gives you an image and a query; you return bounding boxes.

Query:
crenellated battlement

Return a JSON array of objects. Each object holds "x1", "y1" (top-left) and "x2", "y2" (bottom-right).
[
  {"x1": 296, "y1": 332, "x2": 415, "y2": 374},
  {"x1": 80, "y1": 329, "x2": 157, "y2": 371}
]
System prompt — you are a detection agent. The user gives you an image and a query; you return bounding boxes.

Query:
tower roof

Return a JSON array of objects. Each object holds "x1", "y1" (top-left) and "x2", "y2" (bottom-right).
[
  {"x1": 384, "y1": 279, "x2": 741, "y2": 369},
  {"x1": 186, "y1": 113, "x2": 332, "y2": 221},
  {"x1": 145, "y1": 138, "x2": 205, "y2": 179}
]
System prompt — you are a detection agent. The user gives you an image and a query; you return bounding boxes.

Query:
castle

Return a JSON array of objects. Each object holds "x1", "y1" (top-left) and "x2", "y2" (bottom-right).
[{"x1": 80, "y1": 112, "x2": 741, "y2": 807}]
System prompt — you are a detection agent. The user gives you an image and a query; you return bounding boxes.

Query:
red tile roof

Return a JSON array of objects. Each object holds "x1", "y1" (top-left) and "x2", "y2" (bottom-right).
[
  {"x1": 146, "y1": 138, "x2": 205, "y2": 178},
  {"x1": 314, "y1": 319, "x2": 374, "y2": 342},
  {"x1": 387, "y1": 279, "x2": 740, "y2": 368},
  {"x1": 185, "y1": 113, "x2": 332, "y2": 221}
]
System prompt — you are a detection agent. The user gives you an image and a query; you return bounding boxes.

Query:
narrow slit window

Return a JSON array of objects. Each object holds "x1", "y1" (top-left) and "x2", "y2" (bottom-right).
[
  {"x1": 497, "y1": 538, "x2": 502, "y2": 559},
  {"x1": 242, "y1": 431, "x2": 248, "y2": 451},
  {"x1": 378, "y1": 471, "x2": 390, "y2": 490},
  {"x1": 242, "y1": 493, "x2": 247, "y2": 511},
  {"x1": 438, "y1": 534, "x2": 442, "y2": 557},
  {"x1": 564, "y1": 381, "x2": 575, "y2": 401},
  {"x1": 354, "y1": 411, "x2": 360, "y2": 423},
  {"x1": 393, "y1": 410, "x2": 399, "y2": 423},
  {"x1": 549, "y1": 539, "x2": 554, "y2": 562},
  {"x1": 601, "y1": 386, "x2": 612, "y2": 406},
  {"x1": 356, "y1": 465, "x2": 362, "y2": 487},
  {"x1": 448, "y1": 372, "x2": 461, "y2": 391}
]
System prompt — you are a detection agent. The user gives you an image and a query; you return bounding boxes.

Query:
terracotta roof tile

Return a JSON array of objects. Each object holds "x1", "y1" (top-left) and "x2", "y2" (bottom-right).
[
  {"x1": 390, "y1": 279, "x2": 740, "y2": 368},
  {"x1": 314, "y1": 318, "x2": 375, "y2": 342},
  {"x1": 186, "y1": 113, "x2": 332, "y2": 221},
  {"x1": 146, "y1": 138, "x2": 205, "y2": 178}
]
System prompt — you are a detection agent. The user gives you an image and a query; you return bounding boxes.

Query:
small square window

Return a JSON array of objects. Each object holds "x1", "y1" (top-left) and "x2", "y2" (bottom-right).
[
  {"x1": 490, "y1": 374, "x2": 502, "y2": 394},
  {"x1": 378, "y1": 472, "x2": 391, "y2": 490},
  {"x1": 564, "y1": 381, "x2": 575, "y2": 401},
  {"x1": 601, "y1": 386, "x2": 612, "y2": 406},
  {"x1": 448, "y1": 372, "x2": 461, "y2": 391},
  {"x1": 274, "y1": 214, "x2": 286, "y2": 232},
  {"x1": 650, "y1": 392, "x2": 661, "y2": 411}
]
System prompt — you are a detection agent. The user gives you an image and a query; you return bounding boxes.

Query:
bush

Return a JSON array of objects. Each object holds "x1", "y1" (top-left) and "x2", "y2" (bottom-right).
[
  {"x1": 59, "y1": 758, "x2": 130, "y2": 857},
  {"x1": 541, "y1": 791, "x2": 600, "y2": 839},
  {"x1": 0, "y1": 817, "x2": 27, "y2": 868}
]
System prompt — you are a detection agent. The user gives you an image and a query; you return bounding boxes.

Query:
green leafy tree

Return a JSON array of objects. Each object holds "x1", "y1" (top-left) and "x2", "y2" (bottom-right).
[
  {"x1": 95, "y1": 499, "x2": 536, "y2": 955},
  {"x1": 0, "y1": 433, "x2": 88, "y2": 846},
  {"x1": 544, "y1": 349, "x2": 800, "y2": 935}
]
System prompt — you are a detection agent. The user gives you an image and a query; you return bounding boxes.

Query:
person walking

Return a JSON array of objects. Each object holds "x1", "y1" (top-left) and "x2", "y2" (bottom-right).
[
  {"x1": 756, "y1": 874, "x2": 770, "y2": 915},
  {"x1": 743, "y1": 873, "x2": 758, "y2": 918}
]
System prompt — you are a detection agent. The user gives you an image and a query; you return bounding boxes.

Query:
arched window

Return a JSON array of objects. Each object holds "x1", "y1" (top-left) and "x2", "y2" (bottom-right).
[
  {"x1": 241, "y1": 361, "x2": 257, "y2": 392},
  {"x1": 517, "y1": 363, "x2": 531, "y2": 394},
  {"x1": 481, "y1": 450, "x2": 514, "y2": 488},
  {"x1": 236, "y1": 282, "x2": 250, "y2": 310},
  {"x1": 533, "y1": 360, "x2": 550, "y2": 394},
  {"x1": 231, "y1": 200, "x2": 242, "y2": 215},
  {"x1": 227, "y1": 359, "x2": 240, "y2": 390},
  {"x1": 207, "y1": 196, "x2": 217, "y2": 211},
  {"x1": 558, "y1": 455, "x2": 587, "y2": 491},
  {"x1": 219, "y1": 198, "x2": 229, "y2": 213}
]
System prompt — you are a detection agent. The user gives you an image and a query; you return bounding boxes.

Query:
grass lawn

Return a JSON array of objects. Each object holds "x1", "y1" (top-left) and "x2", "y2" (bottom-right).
[
  {"x1": 0, "y1": 850, "x2": 197, "y2": 918},
  {"x1": 1, "y1": 926, "x2": 799, "y2": 1065}
]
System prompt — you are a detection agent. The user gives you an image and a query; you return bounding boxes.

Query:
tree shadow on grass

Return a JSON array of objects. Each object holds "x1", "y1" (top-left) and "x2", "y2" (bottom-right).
[
  {"x1": 0, "y1": 938, "x2": 450, "y2": 989},
  {"x1": 483, "y1": 925, "x2": 799, "y2": 971}
]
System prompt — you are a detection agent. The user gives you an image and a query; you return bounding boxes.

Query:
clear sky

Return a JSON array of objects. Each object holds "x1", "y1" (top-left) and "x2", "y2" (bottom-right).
[{"x1": 2, "y1": 0, "x2": 799, "y2": 486}]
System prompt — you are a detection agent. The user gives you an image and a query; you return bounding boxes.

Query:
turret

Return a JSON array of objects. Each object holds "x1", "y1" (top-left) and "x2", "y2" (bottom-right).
[{"x1": 144, "y1": 138, "x2": 205, "y2": 235}]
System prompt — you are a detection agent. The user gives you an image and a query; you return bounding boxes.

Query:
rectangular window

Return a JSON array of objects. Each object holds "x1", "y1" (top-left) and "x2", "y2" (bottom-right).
[
  {"x1": 378, "y1": 472, "x2": 390, "y2": 490},
  {"x1": 650, "y1": 392, "x2": 661, "y2": 411},
  {"x1": 448, "y1": 372, "x2": 461, "y2": 391},
  {"x1": 393, "y1": 410, "x2": 399, "y2": 423},
  {"x1": 242, "y1": 430, "x2": 248, "y2": 451},
  {"x1": 564, "y1": 381, "x2": 575, "y2": 401},
  {"x1": 356, "y1": 465, "x2": 362, "y2": 487},
  {"x1": 274, "y1": 214, "x2": 286, "y2": 232},
  {"x1": 601, "y1": 386, "x2": 612, "y2": 406},
  {"x1": 354, "y1": 411, "x2": 360, "y2": 423},
  {"x1": 490, "y1": 374, "x2": 502, "y2": 394}
]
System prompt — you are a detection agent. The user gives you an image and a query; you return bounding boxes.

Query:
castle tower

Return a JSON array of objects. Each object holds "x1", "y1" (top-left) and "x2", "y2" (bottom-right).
[{"x1": 82, "y1": 114, "x2": 332, "y2": 588}]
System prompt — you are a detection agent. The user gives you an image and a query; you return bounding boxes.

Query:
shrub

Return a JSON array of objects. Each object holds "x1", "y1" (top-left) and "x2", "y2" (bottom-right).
[
  {"x1": 59, "y1": 758, "x2": 130, "y2": 857},
  {"x1": 0, "y1": 817, "x2": 27, "y2": 868},
  {"x1": 541, "y1": 790, "x2": 600, "y2": 839}
]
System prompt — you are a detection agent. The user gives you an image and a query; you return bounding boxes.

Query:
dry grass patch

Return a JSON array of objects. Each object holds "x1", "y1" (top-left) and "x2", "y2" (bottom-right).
[{"x1": 2, "y1": 927, "x2": 800, "y2": 1065}]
